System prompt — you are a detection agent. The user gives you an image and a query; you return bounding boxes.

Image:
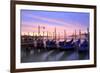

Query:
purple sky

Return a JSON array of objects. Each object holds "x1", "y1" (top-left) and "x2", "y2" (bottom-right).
[{"x1": 21, "y1": 10, "x2": 89, "y2": 36}]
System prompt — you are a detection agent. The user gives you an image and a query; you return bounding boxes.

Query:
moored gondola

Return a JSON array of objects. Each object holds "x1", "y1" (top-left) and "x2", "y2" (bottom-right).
[
  {"x1": 36, "y1": 39, "x2": 44, "y2": 49},
  {"x1": 46, "y1": 40, "x2": 57, "y2": 50},
  {"x1": 79, "y1": 39, "x2": 89, "y2": 52},
  {"x1": 58, "y1": 38, "x2": 75, "y2": 51}
]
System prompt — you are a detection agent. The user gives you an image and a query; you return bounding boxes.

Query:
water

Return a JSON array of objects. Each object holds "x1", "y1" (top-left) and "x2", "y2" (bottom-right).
[{"x1": 21, "y1": 48, "x2": 89, "y2": 63}]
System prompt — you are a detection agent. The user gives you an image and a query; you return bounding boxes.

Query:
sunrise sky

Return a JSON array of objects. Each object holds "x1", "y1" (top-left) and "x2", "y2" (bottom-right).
[{"x1": 21, "y1": 10, "x2": 89, "y2": 37}]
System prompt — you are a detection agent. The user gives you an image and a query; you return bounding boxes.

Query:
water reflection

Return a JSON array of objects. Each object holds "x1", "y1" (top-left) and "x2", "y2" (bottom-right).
[{"x1": 21, "y1": 48, "x2": 89, "y2": 63}]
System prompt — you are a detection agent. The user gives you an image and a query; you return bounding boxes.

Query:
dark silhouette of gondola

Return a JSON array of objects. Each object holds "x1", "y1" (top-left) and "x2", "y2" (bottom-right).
[
  {"x1": 74, "y1": 39, "x2": 81, "y2": 47},
  {"x1": 79, "y1": 28, "x2": 89, "y2": 52},
  {"x1": 72, "y1": 38, "x2": 89, "y2": 52},
  {"x1": 36, "y1": 39, "x2": 44, "y2": 49},
  {"x1": 58, "y1": 38, "x2": 75, "y2": 50},
  {"x1": 79, "y1": 39, "x2": 89, "y2": 52},
  {"x1": 21, "y1": 36, "x2": 35, "y2": 54},
  {"x1": 71, "y1": 38, "x2": 81, "y2": 53},
  {"x1": 46, "y1": 40, "x2": 57, "y2": 50}
]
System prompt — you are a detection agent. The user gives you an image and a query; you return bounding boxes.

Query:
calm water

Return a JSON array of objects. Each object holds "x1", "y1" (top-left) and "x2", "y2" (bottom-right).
[{"x1": 21, "y1": 48, "x2": 89, "y2": 63}]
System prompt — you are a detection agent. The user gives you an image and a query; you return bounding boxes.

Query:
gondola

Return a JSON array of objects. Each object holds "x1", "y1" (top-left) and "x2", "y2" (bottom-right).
[
  {"x1": 46, "y1": 40, "x2": 57, "y2": 50},
  {"x1": 74, "y1": 39, "x2": 81, "y2": 47},
  {"x1": 58, "y1": 38, "x2": 75, "y2": 50},
  {"x1": 21, "y1": 38, "x2": 35, "y2": 53},
  {"x1": 79, "y1": 39, "x2": 89, "y2": 52},
  {"x1": 36, "y1": 39, "x2": 44, "y2": 49}
]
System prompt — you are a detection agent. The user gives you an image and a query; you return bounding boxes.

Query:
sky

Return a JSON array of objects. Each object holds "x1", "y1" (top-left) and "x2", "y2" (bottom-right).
[{"x1": 21, "y1": 10, "x2": 89, "y2": 37}]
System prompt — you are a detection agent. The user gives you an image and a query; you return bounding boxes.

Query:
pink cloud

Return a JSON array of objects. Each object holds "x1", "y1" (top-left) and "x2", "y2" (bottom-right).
[{"x1": 21, "y1": 14, "x2": 87, "y2": 36}]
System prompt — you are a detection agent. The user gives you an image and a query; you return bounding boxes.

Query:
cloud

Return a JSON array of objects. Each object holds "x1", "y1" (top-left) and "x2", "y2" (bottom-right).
[
  {"x1": 21, "y1": 12, "x2": 88, "y2": 36},
  {"x1": 22, "y1": 13, "x2": 72, "y2": 27}
]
